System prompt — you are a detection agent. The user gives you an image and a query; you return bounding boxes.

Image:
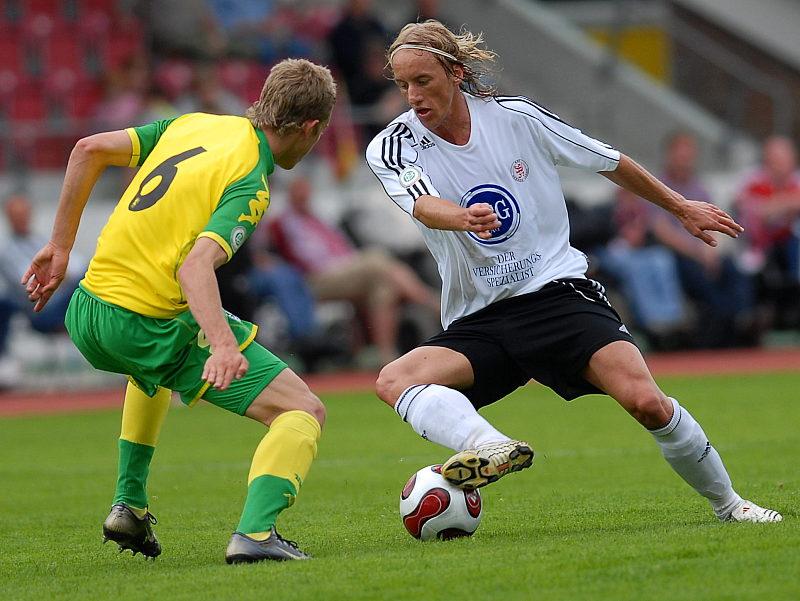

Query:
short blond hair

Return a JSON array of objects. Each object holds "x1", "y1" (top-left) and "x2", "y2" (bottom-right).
[
  {"x1": 388, "y1": 20, "x2": 498, "y2": 97},
  {"x1": 246, "y1": 59, "x2": 337, "y2": 136}
]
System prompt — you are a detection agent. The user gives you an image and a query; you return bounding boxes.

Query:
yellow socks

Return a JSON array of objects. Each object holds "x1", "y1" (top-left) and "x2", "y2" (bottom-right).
[
  {"x1": 114, "y1": 384, "x2": 171, "y2": 508},
  {"x1": 237, "y1": 410, "x2": 321, "y2": 537}
]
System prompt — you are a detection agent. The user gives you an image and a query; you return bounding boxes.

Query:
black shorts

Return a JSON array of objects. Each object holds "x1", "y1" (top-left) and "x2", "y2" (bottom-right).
[{"x1": 424, "y1": 278, "x2": 637, "y2": 408}]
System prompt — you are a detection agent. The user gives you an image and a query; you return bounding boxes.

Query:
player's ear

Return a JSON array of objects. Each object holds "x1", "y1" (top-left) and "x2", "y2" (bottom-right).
[
  {"x1": 452, "y1": 64, "x2": 465, "y2": 85},
  {"x1": 302, "y1": 119, "x2": 321, "y2": 137}
]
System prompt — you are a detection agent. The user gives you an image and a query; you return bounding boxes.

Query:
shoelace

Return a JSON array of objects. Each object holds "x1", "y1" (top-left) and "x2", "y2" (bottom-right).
[
  {"x1": 145, "y1": 512, "x2": 158, "y2": 525},
  {"x1": 275, "y1": 532, "x2": 299, "y2": 550}
]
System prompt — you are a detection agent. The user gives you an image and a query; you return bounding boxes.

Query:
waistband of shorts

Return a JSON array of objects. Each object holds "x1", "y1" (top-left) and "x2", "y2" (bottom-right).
[
  {"x1": 451, "y1": 278, "x2": 587, "y2": 325},
  {"x1": 77, "y1": 283, "x2": 136, "y2": 314}
]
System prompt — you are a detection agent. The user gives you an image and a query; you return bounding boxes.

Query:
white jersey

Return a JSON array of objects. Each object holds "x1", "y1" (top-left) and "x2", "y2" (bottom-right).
[{"x1": 365, "y1": 93, "x2": 620, "y2": 328}]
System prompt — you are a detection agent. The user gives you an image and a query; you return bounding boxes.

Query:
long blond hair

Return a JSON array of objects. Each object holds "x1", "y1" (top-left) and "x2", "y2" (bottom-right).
[
  {"x1": 388, "y1": 20, "x2": 498, "y2": 97},
  {"x1": 246, "y1": 59, "x2": 337, "y2": 135}
]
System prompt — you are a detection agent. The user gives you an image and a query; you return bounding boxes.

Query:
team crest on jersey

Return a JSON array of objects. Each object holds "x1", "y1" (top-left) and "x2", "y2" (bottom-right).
[
  {"x1": 460, "y1": 184, "x2": 521, "y2": 245},
  {"x1": 511, "y1": 158, "x2": 529, "y2": 182},
  {"x1": 399, "y1": 165, "x2": 422, "y2": 189}
]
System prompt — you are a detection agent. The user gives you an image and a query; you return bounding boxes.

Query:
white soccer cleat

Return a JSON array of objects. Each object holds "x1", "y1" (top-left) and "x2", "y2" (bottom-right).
[
  {"x1": 441, "y1": 440, "x2": 534, "y2": 489},
  {"x1": 724, "y1": 500, "x2": 783, "y2": 523}
]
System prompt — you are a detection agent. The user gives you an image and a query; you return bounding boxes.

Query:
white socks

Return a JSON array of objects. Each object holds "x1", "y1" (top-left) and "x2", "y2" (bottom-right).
[
  {"x1": 394, "y1": 384, "x2": 510, "y2": 451},
  {"x1": 650, "y1": 398, "x2": 742, "y2": 518}
]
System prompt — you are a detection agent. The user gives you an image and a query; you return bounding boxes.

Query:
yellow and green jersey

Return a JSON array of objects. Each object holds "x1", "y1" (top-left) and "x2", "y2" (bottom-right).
[{"x1": 82, "y1": 113, "x2": 274, "y2": 318}]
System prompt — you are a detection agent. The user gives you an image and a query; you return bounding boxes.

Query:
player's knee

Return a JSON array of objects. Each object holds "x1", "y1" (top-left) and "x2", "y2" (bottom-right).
[
  {"x1": 375, "y1": 362, "x2": 408, "y2": 408},
  {"x1": 298, "y1": 391, "x2": 326, "y2": 427},
  {"x1": 628, "y1": 391, "x2": 671, "y2": 430}
]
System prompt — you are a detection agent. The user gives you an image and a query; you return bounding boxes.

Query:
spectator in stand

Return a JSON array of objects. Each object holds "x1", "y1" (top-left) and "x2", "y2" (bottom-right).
[
  {"x1": 594, "y1": 188, "x2": 688, "y2": 350},
  {"x1": 649, "y1": 132, "x2": 756, "y2": 347},
  {"x1": 735, "y1": 136, "x2": 800, "y2": 328},
  {"x1": 0, "y1": 284, "x2": 18, "y2": 389},
  {"x1": 174, "y1": 63, "x2": 247, "y2": 116},
  {"x1": 93, "y1": 55, "x2": 149, "y2": 131},
  {"x1": 136, "y1": 0, "x2": 226, "y2": 59},
  {"x1": 327, "y1": 0, "x2": 390, "y2": 143},
  {"x1": 0, "y1": 195, "x2": 87, "y2": 386},
  {"x1": 246, "y1": 243, "x2": 347, "y2": 373},
  {"x1": 265, "y1": 176, "x2": 440, "y2": 366},
  {"x1": 207, "y1": 0, "x2": 315, "y2": 62},
  {"x1": 137, "y1": 84, "x2": 181, "y2": 124},
  {"x1": 347, "y1": 39, "x2": 406, "y2": 143},
  {"x1": 405, "y1": 0, "x2": 455, "y2": 30}
]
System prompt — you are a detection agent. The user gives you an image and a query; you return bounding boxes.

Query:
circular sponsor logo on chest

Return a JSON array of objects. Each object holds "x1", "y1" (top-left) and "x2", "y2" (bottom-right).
[
  {"x1": 511, "y1": 158, "x2": 529, "y2": 182},
  {"x1": 460, "y1": 184, "x2": 521, "y2": 245}
]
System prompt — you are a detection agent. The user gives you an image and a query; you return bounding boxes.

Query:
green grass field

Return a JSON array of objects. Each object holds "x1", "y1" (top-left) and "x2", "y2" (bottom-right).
[{"x1": 1, "y1": 373, "x2": 798, "y2": 601}]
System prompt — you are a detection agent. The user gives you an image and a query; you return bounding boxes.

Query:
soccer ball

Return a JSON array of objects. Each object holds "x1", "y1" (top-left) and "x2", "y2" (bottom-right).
[{"x1": 399, "y1": 464, "x2": 483, "y2": 541}]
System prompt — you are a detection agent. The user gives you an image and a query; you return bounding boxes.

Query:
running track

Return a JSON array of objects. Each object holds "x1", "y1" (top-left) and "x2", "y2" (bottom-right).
[{"x1": 1, "y1": 348, "x2": 799, "y2": 417}]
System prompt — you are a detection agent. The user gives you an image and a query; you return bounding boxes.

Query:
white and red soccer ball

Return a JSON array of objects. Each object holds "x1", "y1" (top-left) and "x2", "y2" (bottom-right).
[{"x1": 399, "y1": 464, "x2": 483, "y2": 541}]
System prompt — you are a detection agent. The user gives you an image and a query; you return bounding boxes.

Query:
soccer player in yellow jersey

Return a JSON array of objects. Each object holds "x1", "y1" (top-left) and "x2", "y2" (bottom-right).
[{"x1": 22, "y1": 59, "x2": 337, "y2": 562}]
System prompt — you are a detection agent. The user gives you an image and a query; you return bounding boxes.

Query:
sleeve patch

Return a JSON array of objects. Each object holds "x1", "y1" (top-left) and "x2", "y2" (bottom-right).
[
  {"x1": 230, "y1": 226, "x2": 247, "y2": 253},
  {"x1": 399, "y1": 165, "x2": 422, "y2": 189}
]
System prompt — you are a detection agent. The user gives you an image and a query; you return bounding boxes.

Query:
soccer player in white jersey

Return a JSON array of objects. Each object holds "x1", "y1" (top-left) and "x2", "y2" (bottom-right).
[{"x1": 365, "y1": 20, "x2": 782, "y2": 523}]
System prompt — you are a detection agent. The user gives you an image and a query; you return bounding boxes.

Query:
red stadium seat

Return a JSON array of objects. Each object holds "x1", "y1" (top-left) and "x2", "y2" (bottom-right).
[
  {"x1": 10, "y1": 81, "x2": 47, "y2": 122},
  {"x1": 0, "y1": 28, "x2": 24, "y2": 71},
  {"x1": 41, "y1": 30, "x2": 85, "y2": 73},
  {"x1": 99, "y1": 30, "x2": 144, "y2": 71},
  {"x1": 24, "y1": 0, "x2": 65, "y2": 17}
]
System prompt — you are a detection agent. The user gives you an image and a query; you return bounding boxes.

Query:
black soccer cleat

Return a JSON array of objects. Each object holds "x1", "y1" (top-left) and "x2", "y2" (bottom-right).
[
  {"x1": 225, "y1": 528, "x2": 310, "y2": 563},
  {"x1": 102, "y1": 503, "x2": 162, "y2": 559}
]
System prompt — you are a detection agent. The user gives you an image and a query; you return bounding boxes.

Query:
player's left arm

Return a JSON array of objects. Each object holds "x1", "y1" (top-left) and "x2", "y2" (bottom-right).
[
  {"x1": 23, "y1": 130, "x2": 134, "y2": 311},
  {"x1": 177, "y1": 237, "x2": 248, "y2": 391},
  {"x1": 601, "y1": 153, "x2": 744, "y2": 247}
]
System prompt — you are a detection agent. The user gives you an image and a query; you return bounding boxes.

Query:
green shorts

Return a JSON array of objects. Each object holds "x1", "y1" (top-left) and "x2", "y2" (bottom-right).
[{"x1": 65, "y1": 286, "x2": 287, "y2": 415}]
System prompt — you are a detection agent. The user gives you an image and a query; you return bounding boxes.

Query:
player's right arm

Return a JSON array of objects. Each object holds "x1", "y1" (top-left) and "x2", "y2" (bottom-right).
[
  {"x1": 23, "y1": 130, "x2": 134, "y2": 311},
  {"x1": 364, "y1": 124, "x2": 499, "y2": 238},
  {"x1": 412, "y1": 195, "x2": 500, "y2": 239},
  {"x1": 177, "y1": 237, "x2": 248, "y2": 391}
]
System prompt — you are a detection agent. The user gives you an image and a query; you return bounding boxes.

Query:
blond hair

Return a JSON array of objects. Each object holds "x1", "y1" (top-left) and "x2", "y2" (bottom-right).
[
  {"x1": 246, "y1": 59, "x2": 337, "y2": 136},
  {"x1": 388, "y1": 20, "x2": 498, "y2": 97}
]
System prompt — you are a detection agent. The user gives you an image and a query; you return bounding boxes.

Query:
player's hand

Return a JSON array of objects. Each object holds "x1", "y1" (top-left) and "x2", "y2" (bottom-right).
[
  {"x1": 21, "y1": 242, "x2": 70, "y2": 312},
  {"x1": 465, "y1": 203, "x2": 501, "y2": 240},
  {"x1": 202, "y1": 344, "x2": 249, "y2": 391},
  {"x1": 675, "y1": 200, "x2": 744, "y2": 247}
]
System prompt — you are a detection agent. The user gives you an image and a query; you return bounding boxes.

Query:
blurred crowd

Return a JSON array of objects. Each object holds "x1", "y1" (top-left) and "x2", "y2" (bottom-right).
[
  {"x1": 0, "y1": 0, "x2": 442, "y2": 174},
  {"x1": 574, "y1": 132, "x2": 800, "y2": 352},
  {"x1": 2, "y1": 0, "x2": 800, "y2": 389}
]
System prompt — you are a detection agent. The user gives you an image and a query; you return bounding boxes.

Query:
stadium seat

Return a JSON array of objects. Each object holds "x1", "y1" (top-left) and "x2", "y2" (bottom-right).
[
  {"x1": 9, "y1": 81, "x2": 47, "y2": 122},
  {"x1": 23, "y1": 0, "x2": 66, "y2": 17},
  {"x1": 41, "y1": 29, "x2": 85, "y2": 74},
  {"x1": 0, "y1": 28, "x2": 24, "y2": 72},
  {"x1": 98, "y1": 30, "x2": 144, "y2": 71}
]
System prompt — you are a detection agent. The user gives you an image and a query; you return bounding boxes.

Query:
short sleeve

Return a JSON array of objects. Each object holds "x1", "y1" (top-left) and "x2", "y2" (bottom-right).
[
  {"x1": 126, "y1": 118, "x2": 177, "y2": 167},
  {"x1": 531, "y1": 105, "x2": 619, "y2": 172},
  {"x1": 496, "y1": 97, "x2": 619, "y2": 172},
  {"x1": 197, "y1": 171, "x2": 270, "y2": 261},
  {"x1": 365, "y1": 122, "x2": 441, "y2": 215}
]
